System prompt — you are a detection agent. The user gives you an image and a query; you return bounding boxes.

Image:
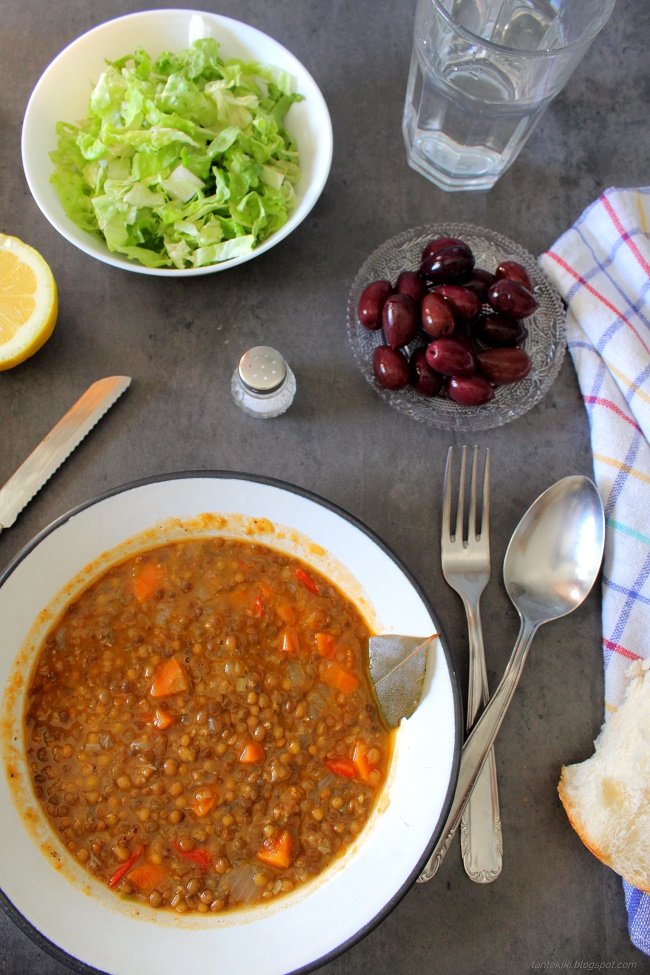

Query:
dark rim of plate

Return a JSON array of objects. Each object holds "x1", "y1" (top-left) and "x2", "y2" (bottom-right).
[{"x1": 0, "y1": 469, "x2": 463, "y2": 975}]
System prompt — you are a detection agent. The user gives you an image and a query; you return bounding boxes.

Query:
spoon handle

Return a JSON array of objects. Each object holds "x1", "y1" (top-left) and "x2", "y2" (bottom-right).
[
  {"x1": 460, "y1": 597, "x2": 503, "y2": 883},
  {"x1": 417, "y1": 614, "x2": 538, "y2": 883}
]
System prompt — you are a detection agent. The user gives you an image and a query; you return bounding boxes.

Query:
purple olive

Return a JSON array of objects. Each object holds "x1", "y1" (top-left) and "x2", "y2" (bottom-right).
[
  {"x1": 372, "y1": 345, "x2": 410, "y2": 390},
  {"x1": 425, "y1": 337, "x2": 476, "y2": 377},
  {"x1": 409, "y1": 347, "x2": 443, "y2": 397},
  {"x1": 358, "y1": 279, "x2": 394, "y2": 330},
  {"x1": 476, "y1": 348, "x2": 532, "y2": 384},
  {"x1": 420, "y1": 244, "x2": 475, "y2": 285},
  {"x1": 432, "y1": 283, "x2": 482, "y2": 324},
  {"x1": 474, "y1": 313, "x2": 528, "y2": 347},
  {"x1": 447, "y1": 375, "x2": 494, "y2": 406},
  {"x1": 487, "y1": 279, "x2": 539, "y2": 319},
  {"x1": 495, "y1": 260, "x2": 534, "y2": 293},
  {"x1": 421, "y1": 292, "x2": 455, "y2": 338},
  {"x1": 396, "y1": 270, "x2": 427, "y2": 304},
  {"x1": 421, "y1": 236, "x2": 470, "y2": 263},
  {"x1": 382, "y1": 293, "x2": 418, "y2": 349},
  {"x1": 463, "y1": 268, "x2": 496, "y2": 301}
]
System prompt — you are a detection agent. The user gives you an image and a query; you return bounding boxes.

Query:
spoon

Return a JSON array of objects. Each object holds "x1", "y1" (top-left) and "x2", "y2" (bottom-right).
[{"x1": 418, "y1": 474, "x2": 605, "y2": 882}]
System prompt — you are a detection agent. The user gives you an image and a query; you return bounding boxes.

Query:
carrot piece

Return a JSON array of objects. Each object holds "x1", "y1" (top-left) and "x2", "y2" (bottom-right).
[
  {"x1": 253, "y1": 595, "x2": 266, "y2": 617},
  {"x1": 172, "y1": 840, "x2": 212, "y2": 870},
  {"x1": 256, "y1": 830, "x2": 293, "y2": 870},
  {"x1": 230, "y1": 589, "x2": 250, "y2": 609},
  {"x1": 352, "y1": 740, "x2": 372, "y2": 783},
  {"x1": 276, "y1": 599, "x2": 296, "y2": 624},
  {"x1": 127, "y1": 862, "x2": 168, "y2": 891},
  {"x1": 239, "y1": 742, "x2": 265, "y2": 764},
  {"x1": 294, "y1": 566, "x2": 319, "y2": 595},
  {"x1": 353, "y1": 740, "x2": 381, "y2": 786},
  {"x1": 132, "y1": 562, "x2": 166, "y2": 603},
  {"x1": 150, "y1": 658, "x2": 190, "y2": 698},
  {"x1": 320, "y1": 660, "x2": 359, "y2": 695},
  {"x1": 152, "y1": 707, "x2": 174, "y2": 730},
  {"x1": 258, "y1": 580, "x2": 274, "y2": 599},
  {"x1": 190, "y1": 784, "x2": 218, "y2": 818},
  {"x1": 315, "y1": 632, "x2": 337, "y2": 659},
  {"x1": 324, "y1": 757, "x2": 356, "y2": 778},
  {"x1": 279, "y1": 626, "x2": 300, "y2": 655},
  {"x1": 108, "y1": 844, "x2": 144, "y2": 889}
]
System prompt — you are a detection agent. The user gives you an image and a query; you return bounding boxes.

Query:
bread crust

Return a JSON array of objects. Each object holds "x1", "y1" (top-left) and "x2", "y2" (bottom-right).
[{"x1": 557, "y1": 661, "x2": 650, "y2": 893}]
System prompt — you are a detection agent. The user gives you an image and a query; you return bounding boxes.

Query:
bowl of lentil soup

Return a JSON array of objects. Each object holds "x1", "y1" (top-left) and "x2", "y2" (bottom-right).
[{"x1": 0, "y1": 472, "x2": 461, "y2": 975}]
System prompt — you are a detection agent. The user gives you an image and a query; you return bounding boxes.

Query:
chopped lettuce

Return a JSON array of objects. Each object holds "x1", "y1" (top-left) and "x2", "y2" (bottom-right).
[{"x1": 50, "y1": 38, "x2": 303, "y2": 269}]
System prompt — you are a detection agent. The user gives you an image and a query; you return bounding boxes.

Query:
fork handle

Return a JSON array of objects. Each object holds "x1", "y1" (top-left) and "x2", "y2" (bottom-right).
[
  {"x1": 460, "y1": 746, "x2": 502, "y2": 881},
  {"x1": 461, "y1": 599, "x2": 503, "y2": 883},
  {"x1": 418, "y1": 614, "x2": 538, "y2": 883},
  {"x1": 465, "y1": 600, "x2": 487, "y2": 723}
]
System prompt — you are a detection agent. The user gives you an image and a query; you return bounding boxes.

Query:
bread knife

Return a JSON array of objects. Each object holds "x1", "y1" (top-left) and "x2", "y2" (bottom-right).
[{"x1": 0, "y1": 376, "x2": 131, "y2": 533}]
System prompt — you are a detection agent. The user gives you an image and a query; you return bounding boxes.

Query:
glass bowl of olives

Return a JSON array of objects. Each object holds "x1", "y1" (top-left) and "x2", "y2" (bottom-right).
[{"x1": 346, "y1": 224, "x2": 566, "y2": 431}]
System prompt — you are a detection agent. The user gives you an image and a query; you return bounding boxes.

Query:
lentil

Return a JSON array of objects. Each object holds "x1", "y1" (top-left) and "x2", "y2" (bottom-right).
[{"x1": 25, "y1": 538, "x2": 390, "y2": 914}]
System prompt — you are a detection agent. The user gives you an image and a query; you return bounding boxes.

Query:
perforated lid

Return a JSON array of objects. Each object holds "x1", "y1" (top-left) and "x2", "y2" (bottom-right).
[{"x1": 238, "y1": 346, "x2": 287, "y2": 394}]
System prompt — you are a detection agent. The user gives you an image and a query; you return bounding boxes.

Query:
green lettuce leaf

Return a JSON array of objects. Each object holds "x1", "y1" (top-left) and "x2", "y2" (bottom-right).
[{"x1": 50, "y1": 37, "x2": 303, "y2": 269}]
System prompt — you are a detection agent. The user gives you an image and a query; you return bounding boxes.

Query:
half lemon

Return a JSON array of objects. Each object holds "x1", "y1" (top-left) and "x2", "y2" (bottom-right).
[{"x1": 0, "y1": 233, "x2": 58, "y2": 370}]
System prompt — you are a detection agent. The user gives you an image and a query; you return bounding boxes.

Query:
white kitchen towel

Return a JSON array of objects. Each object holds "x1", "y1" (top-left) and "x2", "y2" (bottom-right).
[{"x1": 539, "y1": 186, "x2": 650, "y2": 956}]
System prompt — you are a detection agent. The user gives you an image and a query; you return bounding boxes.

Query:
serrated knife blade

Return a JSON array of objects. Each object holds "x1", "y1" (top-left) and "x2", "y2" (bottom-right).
[{"x1": 0, "y1": 376, "x2": 131, "y2": 533}]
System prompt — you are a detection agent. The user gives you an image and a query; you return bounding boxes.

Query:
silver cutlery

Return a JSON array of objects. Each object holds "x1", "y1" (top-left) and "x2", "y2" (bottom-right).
[
  {"x1": 418, "y1": 475, "x2": 605, "y2": 882},
  {"x1": 0, "y1": 376, "x2": 131, "y2": 533},
  {"x1": 443, "y1": 446, "x2": 502, "y2": 883}
]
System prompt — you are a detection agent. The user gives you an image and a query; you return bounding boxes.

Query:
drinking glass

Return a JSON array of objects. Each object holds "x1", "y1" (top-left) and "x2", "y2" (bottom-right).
[{"x1": 403, "y1": 0, "x2": 617, "y2": 192}]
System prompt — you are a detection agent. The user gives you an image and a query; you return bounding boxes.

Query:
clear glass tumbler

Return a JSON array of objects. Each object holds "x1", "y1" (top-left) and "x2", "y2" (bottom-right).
[{"x1": 403, "y1": 0, "x2": 616, "y2": 192}]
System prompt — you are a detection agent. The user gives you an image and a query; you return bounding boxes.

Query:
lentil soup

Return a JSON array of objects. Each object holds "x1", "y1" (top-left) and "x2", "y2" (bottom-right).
[{"x1": 24, "y1": 536, "x2": 390, "y2": 915}]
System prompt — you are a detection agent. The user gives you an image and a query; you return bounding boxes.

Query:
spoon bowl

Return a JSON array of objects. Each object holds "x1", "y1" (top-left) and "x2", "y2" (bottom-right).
[
  {"x1": 504, "y1": 475, "x2": 605, "y2": 625},
  {"x1": 419, "y1": 474, "x2": 605, "y2": 881}
]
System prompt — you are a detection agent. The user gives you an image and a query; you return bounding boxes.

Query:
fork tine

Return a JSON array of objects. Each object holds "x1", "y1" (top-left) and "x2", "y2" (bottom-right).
[
  {"x1": 442, "y1": 446, "x2": 454, "y2": 541},
  {"x1": 481, "y1": 448, "x2": 490, "y2": 539},
  {"x1": 469, "y1": 446, "x2": 478, "y2": 541},
  {"x1": 454, "y1": 445, "x2": 467, "y2": 542}
]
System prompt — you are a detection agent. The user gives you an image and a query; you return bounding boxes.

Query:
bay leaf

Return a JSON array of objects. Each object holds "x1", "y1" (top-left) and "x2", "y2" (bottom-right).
[{"x1": 369, "y1": 633, "x2": 437, "y2": 729}]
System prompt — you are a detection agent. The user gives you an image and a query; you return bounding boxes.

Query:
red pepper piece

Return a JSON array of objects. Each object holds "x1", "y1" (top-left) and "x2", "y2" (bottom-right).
[
  {"x1": 294, "y1": 566, "x2": 319, "y2": 595},
  {"x1": 324, "y1": 757, "x2": 356, "y2": 778},
  {"x1": 108, "y1": 844, "x2": 144, "y2": 889},
  {"x1": 172, "y1": 840, "x2": 212, "y2": 870}
]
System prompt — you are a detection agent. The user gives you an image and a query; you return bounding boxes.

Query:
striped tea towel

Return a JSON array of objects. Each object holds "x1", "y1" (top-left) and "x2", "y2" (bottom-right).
[{"x1": 539, "y1": 187, "x2": 650, "y2": 956}]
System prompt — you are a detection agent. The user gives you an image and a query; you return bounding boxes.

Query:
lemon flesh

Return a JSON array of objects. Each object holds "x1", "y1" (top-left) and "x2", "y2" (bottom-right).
[{"x1": 0, "y1": 234, "x2": 58, "y2": 370}]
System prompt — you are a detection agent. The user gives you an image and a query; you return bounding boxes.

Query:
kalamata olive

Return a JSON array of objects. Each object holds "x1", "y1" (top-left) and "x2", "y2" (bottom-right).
[
  {"x1": 420, "y1": 244, "x2": 475, "y2": 285},
  {"x1": 425, "y1": 337, "x2": 476, "y2": 377},
  {"x1": 448, "y1": 331, "x2": 474, "y2": 353},
  {"x1": 474, "y1": 313, "x2": 528, "y2": 347},
  {"x1": 382, "y1": 293, "x2": 418, "y2": 349},
  {"x1": 432, "y1": 283, "x2": 482, "y2": 324},
  {"x1": 447, "y1": 375, "x2": 494, "y2": 406},
  {"x1": 372, "y1": 345, "x2": 410, "y2": 390},
  {"x1": 396, "y1": 270, "x2": 427, "y2": 304},
  {"x1": 421, "y1": 292, "x2": 455, "y2": 338},
  {"x1": 421, "y1": 236, "x2": 469, "y2": 262},
  {"x1": 487, "y1": 279, "x2": 539, "y2": 319},
  {"x1": 463, "y1": 268, "x2": 496, "y2": 301},
  {"x1": 476, "y1": 348, "x2": 532, "y2": 384},
  {"x1": 495, "y1": 260, "x2": 534, "y2": 293},
  {"x1": 409, "y1": 347, "x2": 443, "y2": 397},
  {"x1": 358, "y1": 279, "x2": 393, "y2": 330}
]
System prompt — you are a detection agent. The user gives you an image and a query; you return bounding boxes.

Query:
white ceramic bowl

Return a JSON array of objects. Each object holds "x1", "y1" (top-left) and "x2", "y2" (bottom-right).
[
  {"x1": 21, "y1": 10, "x2": 333, "y2": 277},
  {"x1": 0, "y1": 473, "x2": 460, "y2": 975}
]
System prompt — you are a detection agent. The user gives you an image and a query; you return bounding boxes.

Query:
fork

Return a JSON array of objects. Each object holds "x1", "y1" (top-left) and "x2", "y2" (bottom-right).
[{"x1": 442, "y1": 445, "x2": 502, "y2": 883}]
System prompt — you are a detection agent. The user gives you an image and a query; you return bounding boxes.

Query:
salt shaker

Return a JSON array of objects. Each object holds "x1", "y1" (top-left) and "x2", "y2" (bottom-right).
[{"x1": 231, "y1": 346, "x2": 296, "y2": 418}]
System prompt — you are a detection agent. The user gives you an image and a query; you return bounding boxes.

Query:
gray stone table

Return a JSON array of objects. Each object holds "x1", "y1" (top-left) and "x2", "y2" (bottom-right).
[{"x1": 1, "y1": 1, "x2": 648, "y2": 973}]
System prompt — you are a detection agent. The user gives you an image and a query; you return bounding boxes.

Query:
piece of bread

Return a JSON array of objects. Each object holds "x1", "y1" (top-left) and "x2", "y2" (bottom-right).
[{"x1": 558, "y1": 659, "x2": 650, "y2": 892}]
